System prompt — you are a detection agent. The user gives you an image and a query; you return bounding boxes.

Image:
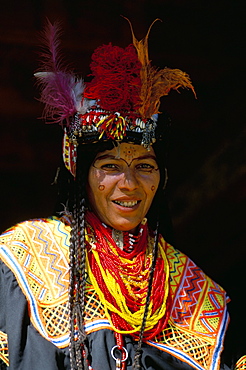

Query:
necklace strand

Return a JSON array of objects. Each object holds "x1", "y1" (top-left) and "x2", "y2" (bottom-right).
[{"x1": 84, "y1": 211, "x2": 170, "y2": 340}]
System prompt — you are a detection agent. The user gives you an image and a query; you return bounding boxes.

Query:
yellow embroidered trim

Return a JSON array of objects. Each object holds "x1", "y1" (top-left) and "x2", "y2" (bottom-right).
[
  {"x1": 1, "y1": 218, "x2": 70, "y2": 304},
  {"x1": 151, "y1": 319, "x2": 214, "y2": 369},
  {"x1": 235, "y1": 356, "x2": 246, "y2": 370},
  {"x1": 0, "y1": 330, "x2": 9, "y2": 366}
]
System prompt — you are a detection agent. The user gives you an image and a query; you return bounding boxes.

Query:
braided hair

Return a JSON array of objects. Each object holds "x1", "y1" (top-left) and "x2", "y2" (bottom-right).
[{"x1": 54, "y1": 114, "x2": 173, "y2": 369}]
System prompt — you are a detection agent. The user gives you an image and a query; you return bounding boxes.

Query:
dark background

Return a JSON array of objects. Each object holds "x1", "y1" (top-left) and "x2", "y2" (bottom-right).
[{"x1": 0, "y1": 0, "x2": 245, "y2": 361}]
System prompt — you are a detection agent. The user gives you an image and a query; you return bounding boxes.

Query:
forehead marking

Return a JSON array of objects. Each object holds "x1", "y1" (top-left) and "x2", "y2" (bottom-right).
[{"x1": 122, "y1": 145, "x2": 136, "y2": 160}]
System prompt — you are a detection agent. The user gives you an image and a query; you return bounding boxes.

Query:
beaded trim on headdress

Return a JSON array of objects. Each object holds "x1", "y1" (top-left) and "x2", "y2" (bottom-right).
[{"x1": 35, "y1": 19, "x2": 195, "y2": 176}]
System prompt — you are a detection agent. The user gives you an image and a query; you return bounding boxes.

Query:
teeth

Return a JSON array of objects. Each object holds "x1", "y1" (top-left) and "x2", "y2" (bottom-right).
[{"x1": 114, "y1": 200, "x2": 138, "y2": 207}]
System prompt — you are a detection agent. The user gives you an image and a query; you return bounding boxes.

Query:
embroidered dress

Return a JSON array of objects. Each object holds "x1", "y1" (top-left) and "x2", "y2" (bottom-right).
[{"x1": 0, "y1": 216, "x2": 232, "y2": 370}]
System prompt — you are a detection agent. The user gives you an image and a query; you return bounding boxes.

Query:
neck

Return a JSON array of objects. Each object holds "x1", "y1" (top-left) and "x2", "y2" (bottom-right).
[{"x1": 85, "y1": 211, "x2": 149, "y2": 256}]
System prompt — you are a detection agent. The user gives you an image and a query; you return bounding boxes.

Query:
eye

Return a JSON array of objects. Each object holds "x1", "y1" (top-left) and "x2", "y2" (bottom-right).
[
  {"x1": 135, "y1": 163, "x2": 156, "y2": 172},
  {"x1": 101, "y1": 163, "x2": 120, "y2": 171}
]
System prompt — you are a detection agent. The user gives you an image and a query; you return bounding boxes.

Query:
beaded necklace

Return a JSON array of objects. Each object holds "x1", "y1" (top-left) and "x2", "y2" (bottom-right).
[{"x1": 85, "y1": 211, "x2": 170, "y2": 341}]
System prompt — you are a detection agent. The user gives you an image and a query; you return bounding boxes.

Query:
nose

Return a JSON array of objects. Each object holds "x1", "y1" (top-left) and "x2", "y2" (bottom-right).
[{"x1": 117, "y1": 167, "x2": 139, "y2": 191}]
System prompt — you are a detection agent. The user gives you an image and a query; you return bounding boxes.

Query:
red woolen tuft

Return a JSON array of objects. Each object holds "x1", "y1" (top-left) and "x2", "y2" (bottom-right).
[{"x1": 84, "y1": 43, "x2": 142, "y2": 112}]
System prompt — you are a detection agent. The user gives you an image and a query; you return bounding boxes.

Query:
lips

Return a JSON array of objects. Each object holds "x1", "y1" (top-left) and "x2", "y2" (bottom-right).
[{"x1": 113, "y1": 200, "x2": 140, "y2": 208}]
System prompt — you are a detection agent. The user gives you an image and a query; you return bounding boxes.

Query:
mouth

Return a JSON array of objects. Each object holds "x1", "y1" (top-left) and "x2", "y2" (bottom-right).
[{"x1": 113, "y1": 200, "x2": 140, "y2": 208}]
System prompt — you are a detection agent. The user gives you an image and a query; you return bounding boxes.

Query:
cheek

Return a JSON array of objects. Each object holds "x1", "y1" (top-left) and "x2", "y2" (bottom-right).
[
  {"x1": 145, "y1": 173, "x2": 160, "y2": 204},
  {"x1": 87, "y1": 169, "x2": 111, "y2": 205},
  {"x1": 143, "y1": 172, "x2": 160, "y2": 191},
  {"x1": 88, "y1": 168, "x2": 104, "y2": 191}
]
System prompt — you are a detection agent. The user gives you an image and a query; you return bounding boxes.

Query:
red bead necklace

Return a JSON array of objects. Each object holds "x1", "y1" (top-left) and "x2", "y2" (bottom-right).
[{"x1": 85, "y1": 211, "x2": 171, "y2": 340}]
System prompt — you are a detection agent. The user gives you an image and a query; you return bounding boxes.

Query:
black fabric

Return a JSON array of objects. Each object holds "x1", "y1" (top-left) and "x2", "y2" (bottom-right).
[
  {"x1": 88, "y1": 330, "x2": 197, "y2": 370},
  {"x1": 0, "y1": 360, "x2": 7, "y2": 370}
]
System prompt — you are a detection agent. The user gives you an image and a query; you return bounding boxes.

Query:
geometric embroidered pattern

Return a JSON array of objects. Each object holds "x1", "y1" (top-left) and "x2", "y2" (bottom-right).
[
  {"x1": 41, "y1": 287, "x2": 107, "y2": 337},
  {"x1": 235, "y1": 356, "x2": 246, "y2": 370},
  {"x1": 151, "y1": 320, "x2": 213, "y2": 369},
  {"x1": 0, "y1": 217, "x2": 71, "y2": 348},
  {"x1": 0, "y1": 330, "x2": 9, "y2": 366},
  {"x1": 42, "y1": 302, "x2": 69, "y2": 337},
  {"x1": 163, "y1": 244, "x2": 230, "y2": 370},
  {"x1": 1, "y1": 217, "x2": 70, "y2": 304},
  {"x1": 39, "y1": 287, "x2": 108, "y2": 338},
  {"x1": 166, "y1": 243, "x2": 228, "y2": 337},
  {"x1": 0, "y1": 217, "x2": 230, "y2": 370},
  {"x1": 84, "y1": 287, "x2": 107, "y2": 322}
]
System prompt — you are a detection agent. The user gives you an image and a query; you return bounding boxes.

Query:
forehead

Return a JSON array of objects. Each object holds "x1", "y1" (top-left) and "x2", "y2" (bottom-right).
[{"x1": 94, "y1": 143, "x2": 157, "y2": 161}]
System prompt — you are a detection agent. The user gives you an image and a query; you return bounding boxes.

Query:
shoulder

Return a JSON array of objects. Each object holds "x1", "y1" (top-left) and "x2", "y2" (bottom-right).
[
  {"x1": 159, "y1": 236, "x2": 229, "y2": 339},
  {"x1": 0, "y1": 216, "x2": 71, "y2": 283},
  {"x1": 159, "y1": 235, "x2": 227, "y2": 293},
  {"x1": 0, "y1": 216, "x2": 70, "y2": 305},
  {"x1": 0, "y1": 216, "x2": 70, "y2": 245}
]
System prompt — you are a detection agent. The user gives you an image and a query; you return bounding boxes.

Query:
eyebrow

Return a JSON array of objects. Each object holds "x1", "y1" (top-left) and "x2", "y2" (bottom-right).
[{"x1": 94, "y1": 154, "x2": 157, "y2": 161}]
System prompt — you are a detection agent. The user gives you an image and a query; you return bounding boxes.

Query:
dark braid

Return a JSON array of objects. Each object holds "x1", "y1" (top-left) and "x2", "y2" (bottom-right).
[
  {"x1": 77, "y1": 194, "x2": 89, "y2": 367},
  {"x1": 69, "y1": 201, "x2": 79, "y2": 368},
  {"x1": 69, "y1": 157, "x2": 89, "y2": 370},
  {"x1": 133, "y1": 223, "x2": 160, "y2": 370}
]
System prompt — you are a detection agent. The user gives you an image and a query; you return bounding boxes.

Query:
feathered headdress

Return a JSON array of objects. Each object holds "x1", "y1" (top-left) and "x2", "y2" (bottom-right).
[{"x1": 35, "y1": 19, "x2": 195, "y2": 176}]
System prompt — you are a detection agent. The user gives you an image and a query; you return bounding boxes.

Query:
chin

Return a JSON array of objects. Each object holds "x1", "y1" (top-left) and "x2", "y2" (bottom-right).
[{"x1": 110, "y1": 220, "x2": 140, "y2": 233}]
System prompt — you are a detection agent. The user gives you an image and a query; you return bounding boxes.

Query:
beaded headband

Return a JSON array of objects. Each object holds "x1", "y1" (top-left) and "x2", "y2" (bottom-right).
[{"x1": 35, "y1": 19, "x2": 195, "y2": 176}]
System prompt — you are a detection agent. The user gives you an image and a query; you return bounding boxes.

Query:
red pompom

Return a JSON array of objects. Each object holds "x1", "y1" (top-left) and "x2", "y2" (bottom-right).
[{"x1": 84, "y1": 43, "x2": 142, "y2": 112}]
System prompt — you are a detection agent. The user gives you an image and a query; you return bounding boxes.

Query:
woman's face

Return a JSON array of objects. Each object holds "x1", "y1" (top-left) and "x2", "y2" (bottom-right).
[{"x1": 87, "y1": 143, "x2": 160, "y2": 233}]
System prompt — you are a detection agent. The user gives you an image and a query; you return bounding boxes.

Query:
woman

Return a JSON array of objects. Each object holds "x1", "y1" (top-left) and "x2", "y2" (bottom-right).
[{"x1": 0, "y1": 20, "x2": 244, "y2": 370}]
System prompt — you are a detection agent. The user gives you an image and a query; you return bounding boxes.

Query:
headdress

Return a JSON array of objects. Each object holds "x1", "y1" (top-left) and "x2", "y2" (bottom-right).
[{"x1": 35, "y1": 19, "x2": 195, "y2": 177}]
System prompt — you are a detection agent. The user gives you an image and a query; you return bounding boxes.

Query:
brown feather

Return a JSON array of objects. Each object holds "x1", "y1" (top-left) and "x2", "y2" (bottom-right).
[{"x1": 124, "y1": 17, "x2": 196, "y2": 119}]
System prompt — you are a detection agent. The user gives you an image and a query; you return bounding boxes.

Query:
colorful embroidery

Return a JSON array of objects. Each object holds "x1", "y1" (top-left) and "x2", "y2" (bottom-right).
[
  {"x1": 0, "y1": 330, "x2": 8, "y2": 366},
  {"x1": 149, "y1": 322, "x2": 213, "y2": 370},
  {"x1": 0, "y1": 218, "x2": 229, "y2": 369},
  {"x1": 162, "y1": 245, "x2": 229, "y2": 370},
  {"x1": 167, "y1": 244, "x2": 229, "y2": 335},
  {"x1": 235, "y1": 356, "x2": 246, "y2": 370},
  {"x1": 0, "y1": 217, "x2": 71, "y2": 347}
]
